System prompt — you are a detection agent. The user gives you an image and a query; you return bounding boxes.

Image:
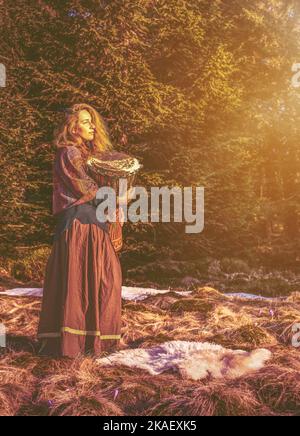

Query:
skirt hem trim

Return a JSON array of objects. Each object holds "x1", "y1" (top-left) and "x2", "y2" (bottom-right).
[{"x1": 37, "y1": 326, "x2": 121, "y2": 339}]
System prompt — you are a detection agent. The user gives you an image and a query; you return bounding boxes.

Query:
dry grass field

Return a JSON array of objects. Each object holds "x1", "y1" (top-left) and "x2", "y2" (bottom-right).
[{"x1": 0, "y1": 277, "x2": 300, "y2": 416}]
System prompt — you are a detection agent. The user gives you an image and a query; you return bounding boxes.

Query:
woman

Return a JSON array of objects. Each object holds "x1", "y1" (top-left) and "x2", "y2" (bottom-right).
[{"x1": 37, "y1": 103, "x2": 124, "y2": 359}]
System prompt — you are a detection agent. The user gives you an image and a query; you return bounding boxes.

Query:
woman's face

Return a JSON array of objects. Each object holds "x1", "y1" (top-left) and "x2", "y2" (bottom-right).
[{"x1": 73, "y1": 109, "x2": 96, "y2": 142}]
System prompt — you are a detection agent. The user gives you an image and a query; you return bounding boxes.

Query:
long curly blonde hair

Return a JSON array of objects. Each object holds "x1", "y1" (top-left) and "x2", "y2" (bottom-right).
[{"x1": 53, "y1": 103, "x2": 114, "y2": 154}]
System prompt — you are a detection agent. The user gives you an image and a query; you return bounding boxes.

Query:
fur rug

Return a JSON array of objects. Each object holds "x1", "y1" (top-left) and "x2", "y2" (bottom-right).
[
  {"x1": 96, "y1": 340, "x2": 272, "y2": 380},
  {"x1": 0, "y1": 286, "x2": 191, "y2": 300}
]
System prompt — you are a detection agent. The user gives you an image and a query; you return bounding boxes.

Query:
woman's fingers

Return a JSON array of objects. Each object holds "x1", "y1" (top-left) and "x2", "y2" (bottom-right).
[{"x1": 118, "y1": 186, "x2": 136, "y2": 204}]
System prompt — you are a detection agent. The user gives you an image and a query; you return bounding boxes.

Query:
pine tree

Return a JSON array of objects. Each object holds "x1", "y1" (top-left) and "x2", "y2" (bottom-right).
[{"x1": 0, "y1": 0, "x2": 299, "y2": 270}]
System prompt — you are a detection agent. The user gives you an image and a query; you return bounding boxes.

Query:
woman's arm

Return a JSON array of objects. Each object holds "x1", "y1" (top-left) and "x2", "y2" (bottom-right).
[{"x1": 58, "y1": 146, "x2": 99, "y2": 201}]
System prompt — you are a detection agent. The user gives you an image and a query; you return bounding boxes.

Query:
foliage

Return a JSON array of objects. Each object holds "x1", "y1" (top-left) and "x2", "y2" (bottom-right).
[{"x1": 0, "y1": 0, "x2": 300, "y2": 268}]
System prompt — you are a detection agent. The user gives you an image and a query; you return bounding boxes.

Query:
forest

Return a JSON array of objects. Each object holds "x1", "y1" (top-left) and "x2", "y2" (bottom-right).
[
  {"x1": 1, "y1": 1, "x2": 300, "y2": 294},
  {"x1": 1, "y1": 0, "x2": 300, "y2": 418}
]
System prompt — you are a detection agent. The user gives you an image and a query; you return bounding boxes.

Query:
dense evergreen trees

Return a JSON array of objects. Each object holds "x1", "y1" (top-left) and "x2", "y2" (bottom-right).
[{"x1": 0, "y1": 0, "x2": 300, "y2": 268}]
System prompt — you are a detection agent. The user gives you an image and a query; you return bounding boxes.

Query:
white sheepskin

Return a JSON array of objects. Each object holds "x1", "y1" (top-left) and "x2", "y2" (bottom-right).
[
  {"x1": 96, "y1": 340, "x2": 272, "y2": 380},
  {"x1": 0, "y1": 286, "x2": 191, "y2": 300},
  {"x1": 0, "y1": 288, "x2": 43, "y2": 297},
  {"x1": 0, "y1": 287, "x2": 280, "y2": 301}
]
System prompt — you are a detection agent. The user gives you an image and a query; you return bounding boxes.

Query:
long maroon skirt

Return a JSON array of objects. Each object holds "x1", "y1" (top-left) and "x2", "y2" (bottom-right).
[{"x1": 36, "y1": 218, "x2": 122, "y2": 358}]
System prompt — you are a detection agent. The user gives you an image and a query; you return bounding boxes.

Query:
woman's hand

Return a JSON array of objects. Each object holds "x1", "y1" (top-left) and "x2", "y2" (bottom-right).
[{"x1": 117, "y1": 186, "x2": 136, "y2": 205}]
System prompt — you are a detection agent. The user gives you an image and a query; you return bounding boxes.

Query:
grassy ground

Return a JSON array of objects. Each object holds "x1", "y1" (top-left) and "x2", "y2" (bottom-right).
[{"x1": 0, "y1": 276, "x2": 300, "y2": 416}]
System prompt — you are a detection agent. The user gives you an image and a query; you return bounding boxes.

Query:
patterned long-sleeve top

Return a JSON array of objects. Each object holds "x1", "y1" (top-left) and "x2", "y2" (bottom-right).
[
  {"x1": 53, "y1": 145, "x2": 99, "y2": 216},
  {"x1": 52, "y1": 144, "x2": 123, "y2": 252}
]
